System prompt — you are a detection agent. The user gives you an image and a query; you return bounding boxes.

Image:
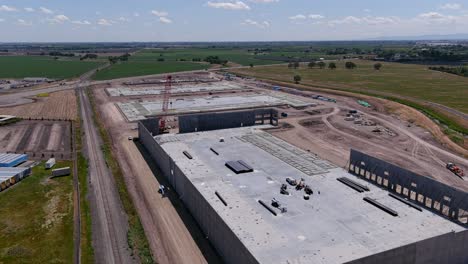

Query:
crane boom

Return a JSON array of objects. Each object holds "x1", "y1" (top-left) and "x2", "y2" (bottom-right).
[{"x1": 159, "y1": 75, "x2": 172, "y2": 132}]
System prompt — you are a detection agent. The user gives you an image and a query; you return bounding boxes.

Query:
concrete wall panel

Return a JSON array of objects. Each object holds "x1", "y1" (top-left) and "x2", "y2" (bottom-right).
[
  {"x1": 349, "y1": 149, "x2": 468, "y2": 226},
  {"x1": 179, "y1": 109, "x2": 278, "y2": 133}
]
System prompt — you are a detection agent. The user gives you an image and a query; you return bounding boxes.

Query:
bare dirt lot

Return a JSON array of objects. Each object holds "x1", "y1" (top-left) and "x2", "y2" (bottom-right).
[
  {"x1": 0, "y1": 120, "x2": 72, "y2": 159},
  {"x1": 268, "y1": 95, "x2": 468, "y2": 191},
  {"x1": 0, "y1": 90, "x2": 78, "y2": 120},
  {"x1": 92, "y1": 85, "x2": 220, "y2": 264}
]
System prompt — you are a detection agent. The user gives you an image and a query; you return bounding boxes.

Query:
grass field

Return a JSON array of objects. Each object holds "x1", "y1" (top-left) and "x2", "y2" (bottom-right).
[
  {"x1": 134, "y1": 48, "x2": 289, "y2": 65},
  {"x1": 0, "y1": 56, "x2": 103, "y2": 79},
  {"x1": 231, "y1": 60, "x2": 468, "y2": 114},
  {"x1": 92, "y1": 61, "x2": 208, "y2": 80},
  {"x1": 0, "y1": 161, "x2": 74, "y2": 263},
  {"x1": 92, "y1": 47, "x2": 302, "y2": 80}
]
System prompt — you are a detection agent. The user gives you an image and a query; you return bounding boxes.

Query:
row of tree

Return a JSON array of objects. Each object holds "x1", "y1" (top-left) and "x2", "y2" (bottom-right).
[
  {"x1": 108, "y1": 53, "x2": 131, "y2": 64},
  {"x1": 428, "y1": 66, "x2": 468, "y2": 77},
  {"x1": 80, "y1": 54, "x2": 98, "y2": 60},
  {"x1": 204, "y1": 55, "x2": 228, "y2": 65},
  {"x1": 288, "y1": 61, "x2": 382, "y2": 70}
]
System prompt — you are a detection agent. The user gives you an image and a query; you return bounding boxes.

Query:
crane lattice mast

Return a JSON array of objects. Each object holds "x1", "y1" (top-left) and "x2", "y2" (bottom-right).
[{"x1": 159, "y1": 75, "x2": 172, "y2": 132}]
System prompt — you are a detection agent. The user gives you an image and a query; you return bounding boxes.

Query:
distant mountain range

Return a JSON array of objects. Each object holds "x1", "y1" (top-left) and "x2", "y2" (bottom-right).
[{"x1": 369, "y1": 34, "x2": 468, "y2": 41}]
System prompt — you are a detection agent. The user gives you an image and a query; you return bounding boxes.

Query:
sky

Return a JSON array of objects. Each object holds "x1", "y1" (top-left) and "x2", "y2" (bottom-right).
[{"x1": 1, "y1": 0, "x2": 468, "y2": 42}]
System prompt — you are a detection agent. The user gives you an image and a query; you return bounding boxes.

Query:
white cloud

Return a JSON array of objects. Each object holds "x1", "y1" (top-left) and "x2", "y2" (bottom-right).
[
  {"x1": 17, "y1": 19, "x2": 32, "y2": 26},
  {"x1": 151, "y1": 10, "x2": 169, "y2": 17},
  {"x1": 159, "y1": 17, "x2": 172, "y2": 24},
  {"x1": 54, "y1": 15, "x2": 69, "y2": 23},
  {"x1": 39, "y1": 7, "x2": 53, "y2": 14},
  {"x1": 242, "y1": 19, "x2": 270, "y2": 28},
  {"x1": 72, "y1": 20, "x2": 91, "y2": 25},
  {"x1": 289, "y1": 14, "x2": 307, "y2": 20},
  {"x1": 418, "y1": 12, "x2": 445, "y2": 20},
  {"x1": 0, "y1": 18, "x2": 4, "y2": 22},
  {"x1": 440, "y1": 3, "x2": 462, "y2": 10},
  {"x1": 24, "y1": 7, "x2": 35, "y2": 12},
  {"x1": 134, "y1": 12, "x2": 140, "y2": 17},
  {"x1": 119, "y1": 17, "x2": 130, "y2": 22},
  {"x1": 0, "y1": 5, "x2": 17, "y2": 12},
  {"x1": 249, "y1": 0, "x2": 278, "y2": 3},
  {"x1": 364, "y1": 9, "x2": 371, "y2": 13},
  {"x1": 47, "y1": 15, "x2": 70, "y2": 24},
  {"x1": 206, "y1": 1, "x2": 251, "y2": 10},
  {"x1": 98, "y1": 18, "x2": 112, "y2": 26},
  {"x1": 328, "y1": 15, "x2": 400, "y2": 26},
  {"x1": 309, "y1": 14, "x2": 325, "y2": 19}
]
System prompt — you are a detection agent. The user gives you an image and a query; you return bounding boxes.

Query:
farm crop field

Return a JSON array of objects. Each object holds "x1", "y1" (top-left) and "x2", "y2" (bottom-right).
[
  {"x1": 0, "y1": 161, "x2": 74, "y2": 263},
  {"x1": 0, "y1": 56, "x2": 104, "y2": 79},
  {"x1": 0, "y1": 90, "x2": 78, "y2": 120},
  {"x1": 92, "y1": 47, "x2": 339, "y2": 80},
  {"x1": 92, "y1": 60, "x2": 208, "y2": 80},
  {"x1": 231, "y1": 60, "x2": 468, "y2": 113}
]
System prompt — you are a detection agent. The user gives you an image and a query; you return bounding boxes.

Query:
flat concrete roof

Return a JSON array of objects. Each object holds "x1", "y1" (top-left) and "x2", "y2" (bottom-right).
[
  {"x1": 107, "y1": 82, "x2": 248, "y2": 97},
  {"x1": 154, "y1": 127, "x2": 466, "y2": 264},
  {"x1": 118, "y1": 92, "x2": 315, "y2": 121}
]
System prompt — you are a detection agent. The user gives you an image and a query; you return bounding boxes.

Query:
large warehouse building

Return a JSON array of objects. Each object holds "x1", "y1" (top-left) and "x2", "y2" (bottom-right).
[{"x1": 139, "y1": 111, "x2": 468, "y2": 264}]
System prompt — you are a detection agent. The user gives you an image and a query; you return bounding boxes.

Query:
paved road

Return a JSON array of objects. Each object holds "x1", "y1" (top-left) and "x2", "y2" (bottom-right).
[{"x1": 78, "y1": 88, "x2": 134, "y2": 264}]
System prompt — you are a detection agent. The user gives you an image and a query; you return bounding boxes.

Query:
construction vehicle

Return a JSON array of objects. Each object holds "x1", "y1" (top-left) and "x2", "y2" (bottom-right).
[
  {"x1": 286, "y1": 177, "x2": 297, "y2": 186},
  {"x1": 158, "y1": 184, "x2": 166, "y2": 196},
  {"x1": 280, "y1": 184, "x2": 289, "y2": 195},
  {"x1": 446, "y1": 163, "x2": 465, "y2": 178},
  {"x1": 304, "y1": 185, "x2": 313, "y2": 195},
  {"x1": 271, "y1": 198, "x2": 280, "y2": 208},
  {"x1": 296, "y1": 178, "x2": 305, "y2": 190},
  {"x1": 159, "y1": 75, "x2": 173, "y2": 133},
  {"x1": 271, "y1": 198, "x2": 287, "y2": 213},
  {"x1": 304, "y1": 194, "x2": 310, "y2": 200}
]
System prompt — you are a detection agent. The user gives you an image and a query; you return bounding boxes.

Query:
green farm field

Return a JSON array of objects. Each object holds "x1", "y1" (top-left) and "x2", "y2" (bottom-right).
[
  {"x1": 0, "y1": 161, "x2": 74, "y2": 263},
  {"x1": 231, "y1": 60, "x2": 468, "y2": 113},
  {"x1": 92, "y1": 47, "x2": 304, "y2": 80},
  {"x1": 92, "y1": 61, "x2": 208, "y2": 80},
  {"x1": 0, "y1": 56, "x2": 104, "y2": 79}
]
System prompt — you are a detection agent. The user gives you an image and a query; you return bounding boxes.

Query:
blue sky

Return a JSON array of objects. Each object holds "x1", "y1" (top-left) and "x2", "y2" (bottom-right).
[{"x1": 0, "y1": 0, "x2": 468, "y2": 42}]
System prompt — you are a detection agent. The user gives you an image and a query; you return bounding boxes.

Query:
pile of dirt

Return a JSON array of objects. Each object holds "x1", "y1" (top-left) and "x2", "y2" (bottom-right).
[{"x1": 299, "y1": 119, "x2": 324, "y2": 127}]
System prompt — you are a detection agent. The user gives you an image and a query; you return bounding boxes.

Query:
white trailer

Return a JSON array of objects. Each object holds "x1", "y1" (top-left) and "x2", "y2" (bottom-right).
[{"x1": 45, "y1": 158, "x2": 56, "y2": 169}]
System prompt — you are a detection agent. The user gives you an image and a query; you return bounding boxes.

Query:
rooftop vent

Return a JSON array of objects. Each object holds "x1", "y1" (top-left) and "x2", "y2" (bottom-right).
[{"x1": 225, "y1": 160, "x2": 253, "y2": 174}]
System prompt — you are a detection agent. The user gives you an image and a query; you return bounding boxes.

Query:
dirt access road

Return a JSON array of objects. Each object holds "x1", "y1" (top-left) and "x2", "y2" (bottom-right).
[
  {"x1": 78, "y1": 88, "x2": 135, "y2": 264},
  {"x1": 92, "y1": 86, "x2": 221, "y2": 264},
  {"x1": 271, "y1": 101, "x2": 468, "y2": 191}
]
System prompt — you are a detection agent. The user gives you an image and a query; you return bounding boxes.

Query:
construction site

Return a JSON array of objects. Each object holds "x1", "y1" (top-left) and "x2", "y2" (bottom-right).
[{"x1": 88, "y1": 71, "x2": 468, "y2": 264}]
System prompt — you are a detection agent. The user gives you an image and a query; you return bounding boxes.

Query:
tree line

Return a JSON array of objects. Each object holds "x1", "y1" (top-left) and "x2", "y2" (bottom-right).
[
  {"x1": 289, "y1": 61, "x2": 383, "y2": 84},
  {"x1": 429, "y1": 66, "x2": 468, "y2": 77}
]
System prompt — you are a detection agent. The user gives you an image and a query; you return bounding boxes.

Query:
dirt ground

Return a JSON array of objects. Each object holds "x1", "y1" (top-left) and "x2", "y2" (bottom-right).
[
  {"x1": 92, "y1": 86, "x2": 220, "y2": 264},
  {"x1": 268, "y1": 94, "x2": 468, "y2": 191},
  {"x1": 0, "y1": 120, "x2": 72, "y2": 159},
  {"x1": 0, "y1": 90, "x2": 78, "y2": 120}
]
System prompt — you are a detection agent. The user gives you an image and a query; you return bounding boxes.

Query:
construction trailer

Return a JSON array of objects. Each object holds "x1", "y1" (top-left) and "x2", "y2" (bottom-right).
[
  {"x1": 52, "y1": 167, "x2": 71, "y2": 177},
  {"x1": 0, "y1": 167, "x2": 32, "y2": 192},
  {"x1": 45, "y1": 158, "x2": 56, "y2": 169},
  {"x1": 0, "y1": 153, "x2": 28, "y2": 167}
]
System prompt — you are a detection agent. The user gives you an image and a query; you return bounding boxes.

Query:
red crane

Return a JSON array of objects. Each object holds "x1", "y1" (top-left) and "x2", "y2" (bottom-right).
[{"x1": 159, "y1": 75, "x2": 172, "y2": 132}]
